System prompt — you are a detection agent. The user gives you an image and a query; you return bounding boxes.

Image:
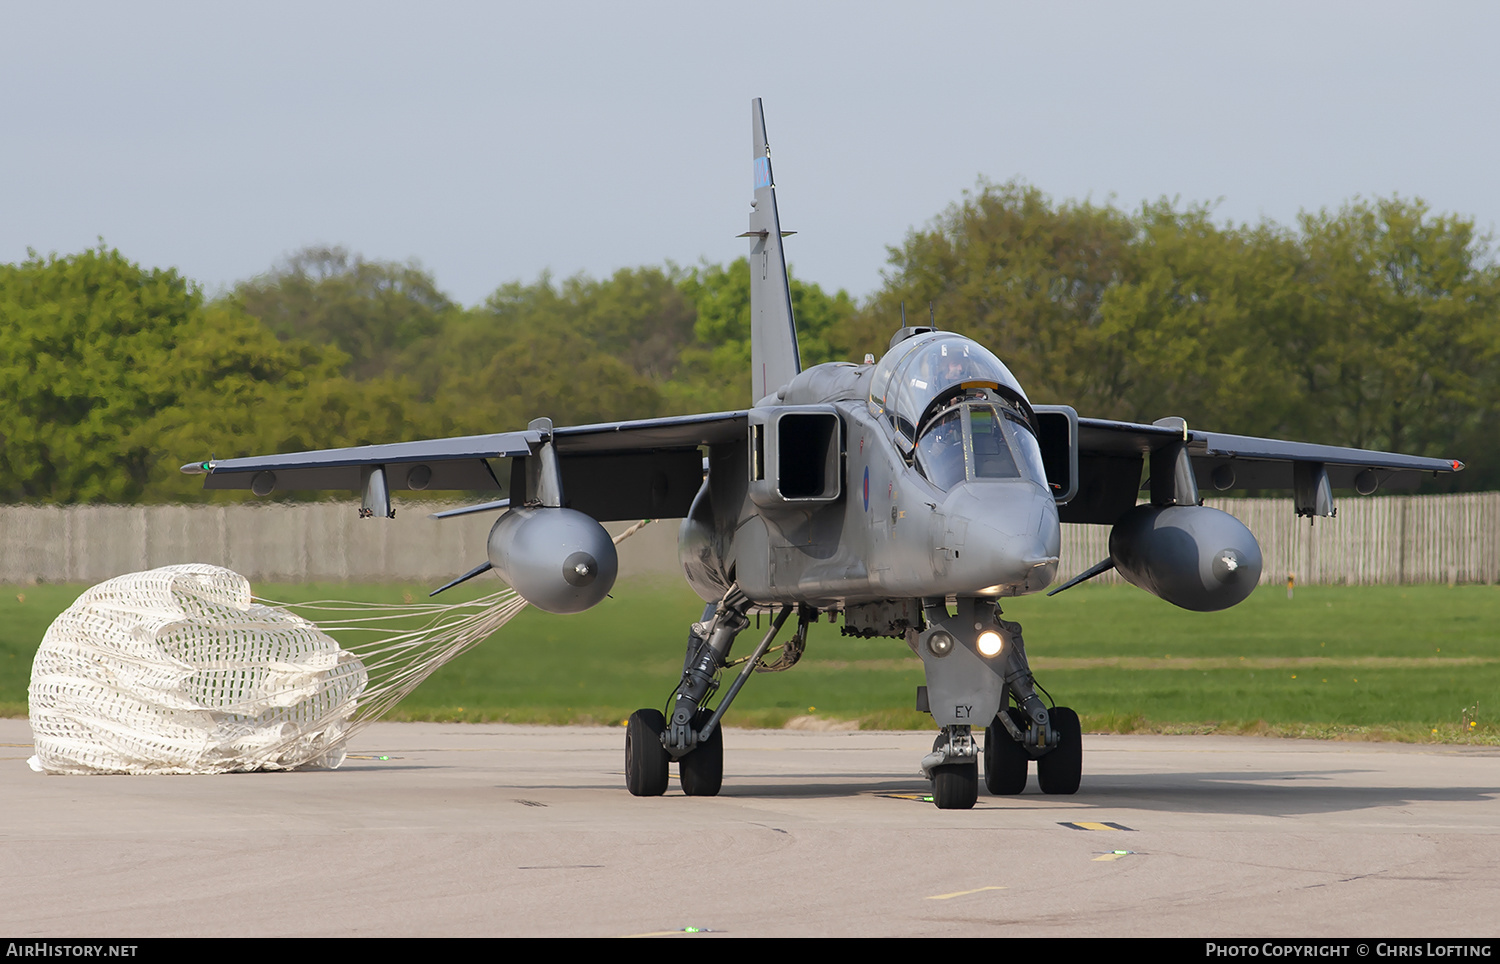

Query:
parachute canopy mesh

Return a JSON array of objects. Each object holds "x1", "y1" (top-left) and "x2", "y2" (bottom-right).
[{"x1": 28, "y1": 564, "x2": 527, "y2": 774}]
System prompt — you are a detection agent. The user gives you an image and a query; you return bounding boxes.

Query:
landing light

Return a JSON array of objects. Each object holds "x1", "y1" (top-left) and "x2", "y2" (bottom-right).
[
  {"x1": 927, "y1": 631, "x2": 954, "y2": 657},
  {"x1": 977, "y1": 630, "x2": 1004, "y2": 657}
]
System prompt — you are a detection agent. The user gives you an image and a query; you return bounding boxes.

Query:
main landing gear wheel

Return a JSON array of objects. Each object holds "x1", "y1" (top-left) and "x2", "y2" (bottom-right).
[
  {"x1": 625, "y1": 708, "x2": 669, "y2": 797},
  {"x1": 931, "y1": 762, "x2": 979, "y2": 810},
  {"x1": 1036, "y1": 706, "x2": 1082, "y2": 795},
  {"x1": 983, "y1": 707, "x2": 1029, "y2": 795},
  {"x1": 678, "y1": 710, "x2": 723, "y2": 797}
]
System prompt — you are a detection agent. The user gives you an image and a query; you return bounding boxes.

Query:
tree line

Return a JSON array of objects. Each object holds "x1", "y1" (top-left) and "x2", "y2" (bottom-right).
[{"x1": 2, "y1": 181, "x2": 1495, "y2": 503}]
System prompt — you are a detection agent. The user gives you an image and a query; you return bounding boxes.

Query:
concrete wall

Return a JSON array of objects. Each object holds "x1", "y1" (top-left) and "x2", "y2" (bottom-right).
[
  {"x1": 0, "y1": 503, "x2": 683, "y2": 585},
  {"x1": 2, "y1": 492, "x2": 1496, "y2": 586}
]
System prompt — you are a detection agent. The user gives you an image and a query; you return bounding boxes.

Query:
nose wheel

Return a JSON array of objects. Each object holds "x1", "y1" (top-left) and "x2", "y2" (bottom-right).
[
  {"x1": 931, "y1": 762, "x2": 979, "y2": 809},
  {"x1": 922, "y1": 726, "x2": 980, "y2": 809}
]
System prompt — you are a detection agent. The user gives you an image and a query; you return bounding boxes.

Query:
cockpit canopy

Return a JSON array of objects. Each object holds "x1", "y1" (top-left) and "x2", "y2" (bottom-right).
[
  {"x1": 913, "y1": 398, "x2": 1049, "y2": 491},
  {"x1": 867, "y1": 332, "x2": 1029, "y2": 445}
]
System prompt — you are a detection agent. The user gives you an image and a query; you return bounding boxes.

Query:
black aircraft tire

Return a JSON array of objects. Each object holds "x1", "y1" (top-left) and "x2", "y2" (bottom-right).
[
  {"x1": 932, "y1": 762, "x2": 979, "y2": 810},
  {"x1": 1036, "y1": 706, "x2": 1082, "y2": 795},
  {"x1": 679, "y1": 710, "x2": 724, "y2": 797},
  {"x1": 625, "y1": 708, "x2": 670, "y2": 797},
  {"x1": 983, "y1": 708, "x2": 1030, "y2": 795}
]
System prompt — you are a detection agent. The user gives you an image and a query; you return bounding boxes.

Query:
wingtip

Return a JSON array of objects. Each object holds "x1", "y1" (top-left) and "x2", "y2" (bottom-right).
[{"x1": 180, "y1": 461, "x2": 210, "y2": 475}]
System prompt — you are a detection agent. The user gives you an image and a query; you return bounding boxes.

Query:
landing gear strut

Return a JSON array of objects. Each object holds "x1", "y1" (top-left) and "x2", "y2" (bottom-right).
[
  {"x1": 990, "y1": 617, "x2": 1082, "y2": 796},
  {"x1": 624, "y1": 587, "x2": 805, "y2": 797},
  {"x1": 916, "y1": 599, "x2": 1083, "y2": 807}
]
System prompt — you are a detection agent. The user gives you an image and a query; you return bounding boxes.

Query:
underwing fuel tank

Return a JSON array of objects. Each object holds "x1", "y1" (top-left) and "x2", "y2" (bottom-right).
[
  {"x1": 487, "y1": 507, "x2": 618, "y2": 614},
  {"x1": 1108, "y1": 504, "x2": 1263, "y2": 612}
]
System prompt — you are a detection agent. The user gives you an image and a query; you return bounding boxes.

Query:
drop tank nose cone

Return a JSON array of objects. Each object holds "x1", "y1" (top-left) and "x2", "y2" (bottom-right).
[
  {"x1": 1108, "y1": 504, "x2": 1263, "y2": 611},
  {"x1": 487, "y1": 507, "x2": 619, "y2": 613},
  {"x1": 1213, "y1": 547, "x2": 1249, "y2": 582}
]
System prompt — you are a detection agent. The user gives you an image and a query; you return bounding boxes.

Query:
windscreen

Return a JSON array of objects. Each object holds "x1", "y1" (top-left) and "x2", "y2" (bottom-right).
[{"x1": 915, "y1": 401, "x2": 1049, "y2": 491}]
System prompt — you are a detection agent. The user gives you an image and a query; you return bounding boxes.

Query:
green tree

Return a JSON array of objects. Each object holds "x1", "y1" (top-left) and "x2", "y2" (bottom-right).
[
  {"x1": 673, "y1": 258, "x2": 856, "y2": 410},
  {"x1": 1086, "y1": 204, "x2": 1310, "y2": 435},
  {"x1": 862, "y1": 182, "x2": 1498, "y2": 490},
  {"x1": 0, "y1": 245, "x2": 418, "y2": 503},
  {"x1": 853, "y1": 179, "x2": 1139, "y2": 410},
  {"x1": 1292, "y1": 197, "x2": 1500, "y2": 470},
  {"x1": 561, "y1": 266, "x2": 697, "y2": 381},
  {"x1": 401, "y1": 273, "x2": 670, "y2": 433},
  {"x1": 233, "y1": 246, "x2": 455, "y2": 380}
]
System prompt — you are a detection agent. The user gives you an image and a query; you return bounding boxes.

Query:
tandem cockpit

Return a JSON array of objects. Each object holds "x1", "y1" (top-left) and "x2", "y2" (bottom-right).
[{"x1": 868, "y1": 331, "x2": 1049, "y2": 492}]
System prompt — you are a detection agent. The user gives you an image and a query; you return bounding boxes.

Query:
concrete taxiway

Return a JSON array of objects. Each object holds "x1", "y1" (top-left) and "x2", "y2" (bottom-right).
[{"x1": 2, "y1": 719, "x2": 1497, "y2": 937}]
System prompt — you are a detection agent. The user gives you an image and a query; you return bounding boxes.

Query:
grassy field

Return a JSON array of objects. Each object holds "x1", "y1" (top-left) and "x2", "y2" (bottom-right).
[{"x1": 3, "y1": 578, "x2": 1496, "y2": 743}]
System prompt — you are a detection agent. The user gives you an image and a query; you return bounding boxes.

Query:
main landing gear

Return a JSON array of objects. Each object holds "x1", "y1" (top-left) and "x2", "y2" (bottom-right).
[
  {"x1": 626, "y1": 586, "x2": 810, "y2": 798},
  {"x1": 915, "y1": 599, "x2": 1082, "y2": 808},
  {"x1": 623, "y1": 707, "x2": 728, "y2": 797},
  {"x1": 982, "y1": 702, "x2": 1082, "y2": 796}
]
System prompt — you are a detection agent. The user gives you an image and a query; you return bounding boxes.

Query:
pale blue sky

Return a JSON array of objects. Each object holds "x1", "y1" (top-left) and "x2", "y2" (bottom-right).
[{"x1": 4, "y1": 2, "x2": 1496, "y2": 306}]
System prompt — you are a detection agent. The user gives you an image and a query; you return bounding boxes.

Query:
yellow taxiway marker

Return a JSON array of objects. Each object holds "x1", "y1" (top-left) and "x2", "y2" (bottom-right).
[
  {"x1": 925, "y1": 885, "x2": 1008, "y2": 900},
  {"x1": 1093, "y1": 851, "x2": 1135, "y2": 861},
  {"x1": 1060, "y1": 821, "x2": 1134, "y2": 831}
]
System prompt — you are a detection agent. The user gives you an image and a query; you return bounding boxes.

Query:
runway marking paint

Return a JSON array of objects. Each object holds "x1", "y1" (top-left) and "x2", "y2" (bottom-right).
[{"x1": 926, "y1": 885, "x2": 1008, "y2": 900}]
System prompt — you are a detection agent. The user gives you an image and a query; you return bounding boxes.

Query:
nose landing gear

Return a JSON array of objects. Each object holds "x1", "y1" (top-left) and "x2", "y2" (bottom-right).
[
  {"x1": 917, "y1": 600, "x2": 1084, "y2": 807},
  {"x1": 923, "y1": 726, "x2": 979, "y2": 809}
]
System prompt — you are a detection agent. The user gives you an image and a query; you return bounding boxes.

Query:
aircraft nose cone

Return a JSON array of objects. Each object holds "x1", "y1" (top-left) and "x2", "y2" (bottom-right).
[
  {"x1": 945, "y1": 484, "x2": 1060, "y2": 592},
  {"x1": 966, "y1": 531, "x2": 1059, "y2": 589}
]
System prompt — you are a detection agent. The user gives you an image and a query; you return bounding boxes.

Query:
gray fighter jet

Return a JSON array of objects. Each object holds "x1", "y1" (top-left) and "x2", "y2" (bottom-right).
[{"x1": 183, "y1": 99, "x2": 1463, "y2": 809}]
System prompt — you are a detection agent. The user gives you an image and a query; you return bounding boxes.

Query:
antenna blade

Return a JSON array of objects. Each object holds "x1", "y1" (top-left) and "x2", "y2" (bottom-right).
[
  {"x1": 429, "y1": 499, "x2": 510, "y2": 520},
  {"x1": 429, "y1": 561, "x2": 494, "y2": 597},
  {"x1": 1046, "y1": 557, "x2": 1115, "y2": 597}
]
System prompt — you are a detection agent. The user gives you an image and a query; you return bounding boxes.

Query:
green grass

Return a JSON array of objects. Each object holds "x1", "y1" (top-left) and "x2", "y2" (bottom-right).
[{"x1": 4, "y1": 579, "x2": 1497, "y2": 743}]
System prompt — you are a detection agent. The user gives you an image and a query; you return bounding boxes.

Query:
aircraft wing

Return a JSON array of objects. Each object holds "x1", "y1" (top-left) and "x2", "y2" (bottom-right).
[
  {"x1": 1060, "y1": 415, "x2": 1464, "y2": 525},
  {"x1": 181, "y1": 411, "x2": 748, "y2": 521}
]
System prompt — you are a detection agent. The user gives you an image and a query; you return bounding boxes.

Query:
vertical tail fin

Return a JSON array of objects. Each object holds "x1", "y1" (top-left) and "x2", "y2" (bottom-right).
[{"x1": 744, "y1": 98, "x2": 802, "y2": 400}]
